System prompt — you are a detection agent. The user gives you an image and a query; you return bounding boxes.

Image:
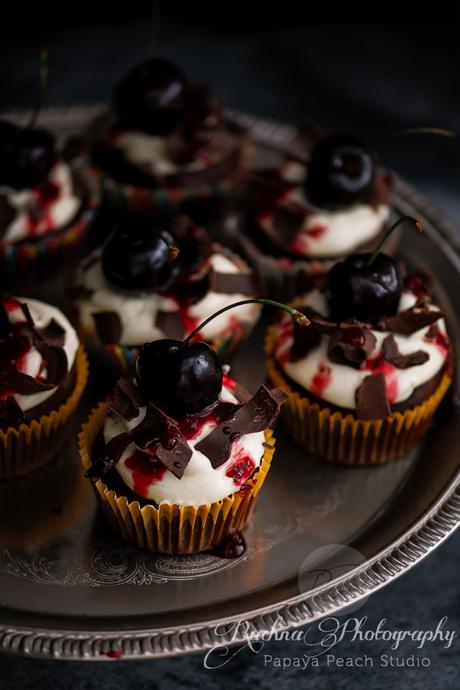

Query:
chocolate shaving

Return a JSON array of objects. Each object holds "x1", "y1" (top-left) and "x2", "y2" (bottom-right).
[
  {"x1": 0, "y1": 370, "x2": 54, "y2": 394},
  {"x1": 328, "y1": 328, "x2": 377, "y2": 369},
  {"x1": 86, "y1": 432, "x2": 132, "y2": 478},
  {"x1": 355, "y1": 373, "x2": 390, "y2": 420},
  {"x1": 0, "y1": 396, "x2": 24, "y2": 424},
  {"x1": 108, "y1": 378, "x2": 144, "y2": 421},
  {"x1": 382, "y1": 335, "x2": 429, "y2": 369},
  {"x1": 157, "y1": 311, "x2": 185, "y2": 340},
  {"x1": 212, "y1": 271, "x2": 259, "y2": 295},
  {"x1": 195, "y1": 385, "x2": 287, "y2": 469},
  {"x1": 381, "y1": 308, "x2": 445, "y2": 336},
  {"x1": 38, "y1": 319, "x2": 66, "y2": 347},
  {"x1": 35, "y1": 343, "x2": 68, "y2": 386},
  {"x1": 131, "y1": 402, "x2": 192, "y2": 479},
  {"x1": 93, "y1": 311, "x2": 122, "y2": 345}
]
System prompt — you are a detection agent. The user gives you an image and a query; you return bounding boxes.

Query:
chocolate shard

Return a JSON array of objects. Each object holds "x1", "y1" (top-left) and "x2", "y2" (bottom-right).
[
  {"x1": 86, "y1": 431, "x2": 132, "y2": 478},
  {"x1": 328, "y1": 327, "x2": 377, "y2": 369},
  {"x1": 18, "y1": 301, "x2": 37, "y2": 333},
  {"x1": 212, "y1": 271, "x2": 259, "y2": 296},
  {"x1": 0, "y1": 370, "x2": 54, "y2": 394},
  {"x1": 290, "y1": 322, "x2": 322, "y2": 362},
  {"x1": 382, "y1": 335, "x2": 429, "y2": 369},
  {"x1": 38, "y1": 319, "x2": 66, "y2": 347},
  {"x1": 157, "y1": 311, "x2": 185, "y2": 340},
  {"x1": 108, "y1": 378, "x2": 144, "y2": 421},
  {"x1": 131, "y1": 402, "x2": 192, "y2": 479},
  {"x1": 381, "y1": 308, "x2": 445, "y2": 336},
  {"x1": 355, "y1": 373, "x2": 391, "y2": 420},
  {"x1": 195, "y1": 385, "x2": 287, "y2": 469},
  {"x1": 0, "y1": 396, "x2": 24, "y2": 424},
  {"x1": 270, "y1": 206, "x2": 306, "y2": 245},
  {"x1": 36, "y1": 342, "x2": 68, "y2": 386},
  {"x1": 93, "y1": 311, "x2": 122, "y2": 345}
]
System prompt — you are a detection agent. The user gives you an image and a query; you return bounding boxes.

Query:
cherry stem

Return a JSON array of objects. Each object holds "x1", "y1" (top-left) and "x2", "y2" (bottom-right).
[
  {"x1": 28, "y1": 47, "x2": 48, "y2": 130},
  {"x1": 367, "y1": 216, "x2": 423, "y2": 267},
  {"x1": 146, "y1": 0, "x2": 161, "y2": 58},
  {"x1": 387, "y1": 127, "x2": 456, "y2": 141},
  {"x1": 182, "y1": 299, "x2": 310, "y2": 346}
]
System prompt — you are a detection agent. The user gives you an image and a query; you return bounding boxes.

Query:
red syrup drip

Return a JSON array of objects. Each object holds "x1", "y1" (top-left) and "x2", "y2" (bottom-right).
[
  {"x1": 225, "y1": 445, "x2": 255, "y2": 487},
  {"x1": 3, "y1": 298, "x2": 21, "y2": 313},
  {"x1": 311, "y1": 363, "x2": 332, "y2": 398},
  {"x1": 210, "y1": 528, "x2": 246, "y2": 559},
  {"x1": 305, "y1": 223, "x2": 327, "y2": 239},
  {"x1": 99, "y1": 650, "x2": 122, "y2": 659},
  {"x1": 365, "y1": 354, "x2": 399, "y2": 404},
  {"x1": 176, "y1": 400, "x2": 238, "y2": 441},
  {"x1": 425, "y1": 325, "x2": 450, "y2": 357},
  {"x1": 275, "y1": 321, "x2": 293, "y2": 368},
  {"x1": 222, "y1": 374, "x2": 237, "y2": 391},
  {"x1": 0, "y1": 318, "x2": 32, "y2": 400},
  {"x1": 25, "y1": 181, "x2": 60, "y2": 237},
  {"x1": 124, "y1": 451, "x2": 167, "y2": 498}
]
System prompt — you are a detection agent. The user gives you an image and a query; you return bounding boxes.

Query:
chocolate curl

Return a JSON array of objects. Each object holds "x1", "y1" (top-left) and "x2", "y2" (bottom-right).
[
  {"x1": 131, "y1": 402, "x2": 192, "y2": 479},
  {"x1": 93, "y1": 311, "x2": 123, "y2": 345},
  {"x1": 290, "y1": 324, "x2": 321, "y2": 363},
  {"x1": 355, "y1": 373, "x2": 391, "y2": 420},
  {"x1": 0, "y1": 396, "x2": 24, "y2": 424},
  {"x1": 38, "y1": 319, "x2": 66, "y2": 347},
  {"x1": 35, "y1": 343, "x2": 68, "y2": 385},
  {"x1": 382, "y1": 335, "x2": 429, "y2": 369},
  {"x1": 211, "y1": 270, "x2": 259, "y2": 296},
  {"x1": 380, "y1": 308, "x2": 445, "y2": 336},
  {"x1": 328, "y1": 328, "x2": 377, "y2": 369},
  {"x1": 108, "y1": 378, "x2": 144, "y2": 421},
  {"x1": 0, "y1": 370, "x2": 54, "y2": 394},
  {"x1": 195, "y1": 385, "x2": 287, "y2": 469},
  {"x1": 157, "y1": 311, "x2": 185, "y2": 340},
  {"x1": 85, "y1": 432, "x2": 132, "y2": 478}
]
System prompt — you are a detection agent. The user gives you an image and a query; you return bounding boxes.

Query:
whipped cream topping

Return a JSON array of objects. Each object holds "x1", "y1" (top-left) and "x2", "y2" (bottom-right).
[
  {"x1": 1, "y1": 297, "x2": 79, "y2": 412},
  {"x1": 113, "y1": 129, "x2": 233, "y2": 178},
  {"x1": 0, "y1": 162, "x2": 82, "y2": 244},
  {"x1": 258, "y1": 161, "x2": 390, "y2": 259},
  {"x1": 74, "y1": 250, "x2": 261, "y2": 346},
  {"x1": 274, "y1": 289, "x2": 450, "y2": 410},
  {"x1": 104, "y1": 382, "x2": 265, "y2": 505}
]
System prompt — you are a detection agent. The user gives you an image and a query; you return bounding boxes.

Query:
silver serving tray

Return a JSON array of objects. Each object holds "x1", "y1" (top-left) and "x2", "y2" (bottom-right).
[{"x1": 0, "y1": 108, "x2": 459, "y2": 660}]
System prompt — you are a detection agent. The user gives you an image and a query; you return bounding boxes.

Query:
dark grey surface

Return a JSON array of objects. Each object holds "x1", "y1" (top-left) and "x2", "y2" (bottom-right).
[{"x1": 0, "y1": 7, "x2": 459, "y2": 688}]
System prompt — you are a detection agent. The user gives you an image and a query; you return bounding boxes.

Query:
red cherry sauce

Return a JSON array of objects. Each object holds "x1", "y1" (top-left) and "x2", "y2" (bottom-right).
[
  {"x1": 311, "y1": 363, "x2": 332, "y2": 398},
  {"x1": 26, "y1": 181, "x2": 60, "y2": 236},
  {"x1": 222, "y1": 373, "x2": 237, "y2": 391},
  {"x1": 0, "y1": 303, "x2": 32, "y2": 400},
  {"x1": 275, "y1": 320, "x2": 294, "y2": 367},
  {"x1": 210, "y1": 528, "x2": 246, "y2": 559},
  {"x1": 225, "y1": 444, "x2": 255, "y2": 487},
  {"x1": 425, "y1": 324, "x2": 450, "y2": 357},
  {"x1": 124, "y1": 450, "x2": 167, "y2": 498},
  {"x1": 365, "y1": 354, "x2": 398, "y2": 404},
  {"x1": 306, "y1": 223, "x2": 327, "y2": 240}
]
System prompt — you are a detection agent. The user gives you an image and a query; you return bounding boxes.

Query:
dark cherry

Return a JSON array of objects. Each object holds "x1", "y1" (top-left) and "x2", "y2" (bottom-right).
[
  {"x1": 210, "y1": 528, "x2": 246, "y2": 559},
  {"x1": 307, "y1": 134, "x2": 375, "y2": 209},
  {"x1": 102, "y1": 217, "x2": 179, "y2": 292},
  {"x1": 328, "y1": 253, "x2": 402, "y2": 323},
  {"x1": 135, "y1": 339, "x2": 223, "y2": 416},
  {"x1": 114, "y1": 57, "x2": 188, "y2": 136}
]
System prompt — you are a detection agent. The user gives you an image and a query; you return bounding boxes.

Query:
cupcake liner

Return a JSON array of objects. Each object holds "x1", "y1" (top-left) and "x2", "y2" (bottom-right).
[
  {"x1": 265, "y1": 325, "x2": 452, "y2": 465},
  {"x1": 79, "y1": 403, "x2": 276, "y2": 554},
  {"x1": 0, "y1": 347, "x2": 89, "y2": 480},
  {"x1": 0, "y1": 206, "x2": 94, "y2": 294}
]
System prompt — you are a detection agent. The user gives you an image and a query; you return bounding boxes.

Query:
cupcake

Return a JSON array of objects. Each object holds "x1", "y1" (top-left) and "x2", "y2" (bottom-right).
[
  {"x1": 242, "y1": 133, "x2": 394, "y2": 299},
  {"x1": 265, "y1": 218, "x2": 452, "y2": 465},
  {"x1": 0, "y1": 119, "x2": 95, "y2": 294},
  {"x1": 80, "y1": 302, "x2": 290, "y2": 554},
  {"x1": 0, "y1": 293, "x2": 88, "y2": 478},
  {"x1": 71, "y1": 215, "x2": 262, "y2": 377},
  {"x1": 88, "y1": 57, "x2": 248, "y2": 222}
]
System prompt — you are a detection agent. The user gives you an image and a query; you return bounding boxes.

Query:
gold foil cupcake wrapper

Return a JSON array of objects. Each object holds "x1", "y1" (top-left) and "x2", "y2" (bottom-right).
[
  {"x1": 0, "y1": 347, "x2": 89, "y2": 479},
  {"x1": 265, "y1": 324, "x2": 452, "y2": 465},
  {"x1": 79, "y1": 403, "x2": 275, "y2": 554}
]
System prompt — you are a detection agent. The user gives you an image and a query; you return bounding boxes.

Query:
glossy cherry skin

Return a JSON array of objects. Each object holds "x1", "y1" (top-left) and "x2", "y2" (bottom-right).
[
  {"x1": 327, "y1": 253, "x2": 402, "y2": 323},
  {"x1": 102, "y1": 217, "x2": 179, "y2": 292},
  {"x1": 307, "y1": 134, "x2": 375, "y2": 209},
  {"x1": 135, "y1": 339, "x2": 223, "y2": 416},
  {"x1": 114, "y1": 57, "x2": 188, "y2": 136}
]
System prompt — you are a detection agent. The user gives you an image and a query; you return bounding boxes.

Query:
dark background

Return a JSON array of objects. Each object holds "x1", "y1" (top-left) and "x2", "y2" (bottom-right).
[{"x1": 0, "y1": 3, "x2": 459, "y2": 687}]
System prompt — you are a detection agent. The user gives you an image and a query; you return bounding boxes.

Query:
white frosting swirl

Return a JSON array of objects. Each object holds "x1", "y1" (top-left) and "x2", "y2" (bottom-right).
[
  {"x1": 74, "y1": 250, "x2": 261, "y2": 346},
  {"x1": 258, "y1": 161, "x2": 390, "y2": 259},
  {"x1": 4, "y1": 297, "x2": 79, "y2": 412},
  {"x1": 274, "y1": 289, "x2": 449, "y2": 409},
  {"x1": 104, "y1": 383, "x2": 265, "y2": 506},
  {"x1": 0, "y1": 162, "x2": 81, "y2": 244}
]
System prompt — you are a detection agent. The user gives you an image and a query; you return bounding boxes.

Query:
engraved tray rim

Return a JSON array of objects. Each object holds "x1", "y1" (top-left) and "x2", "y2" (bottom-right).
[{"x1": 0, "y1": 106, "x2": 459, "y2": 660}]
